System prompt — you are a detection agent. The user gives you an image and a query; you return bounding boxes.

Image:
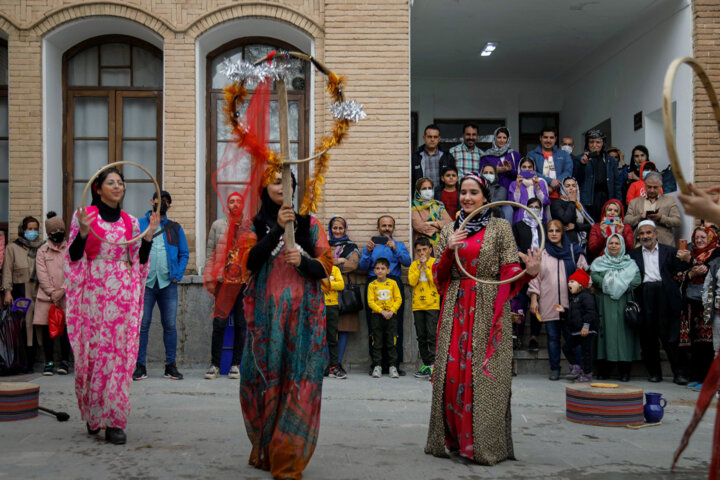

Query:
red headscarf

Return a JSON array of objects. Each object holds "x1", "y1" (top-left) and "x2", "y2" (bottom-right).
[
  {"x1": 600, "y1": 199, "x2": 625, "y2": 239},
  {"x1": 691, "y1": 226, "x2": 718, "y2": 265}
]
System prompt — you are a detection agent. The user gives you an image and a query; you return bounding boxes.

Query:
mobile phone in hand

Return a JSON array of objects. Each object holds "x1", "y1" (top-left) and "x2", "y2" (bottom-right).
[
  {"x1": 679, "y1": 239, "x2": 688, "y2": 250},
  {"x1": 371, "y1": 236, "x2": 389, "y2": 245}
]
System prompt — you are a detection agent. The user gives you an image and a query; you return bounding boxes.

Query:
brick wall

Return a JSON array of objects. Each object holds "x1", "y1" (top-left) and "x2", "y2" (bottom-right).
[
  {"x1": 692, "y1": 1, "x2": 720, "y2": 186},
  {"x1": 0, "y1": 0, "x2": 410, "y2": 272}
]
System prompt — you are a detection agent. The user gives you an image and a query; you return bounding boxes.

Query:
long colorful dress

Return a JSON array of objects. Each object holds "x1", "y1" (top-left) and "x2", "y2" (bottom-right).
[
  {"x1": 425, "y1": 218, "x2": 527, "y2": 465},
  {"x1": 241, "y1": 216, "x2": 332, "y2": 480},
  {"x1": 64, "y1": 211, "x2": 149, "y2": 430}
]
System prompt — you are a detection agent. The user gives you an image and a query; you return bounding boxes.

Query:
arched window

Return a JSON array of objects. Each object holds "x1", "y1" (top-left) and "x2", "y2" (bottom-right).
[
  {"x1": 63, "y1": 35, "x2": 163, "y2": 218},
  {"x1": 206, "y1": 37, "x2": 309, "y2": 231}
]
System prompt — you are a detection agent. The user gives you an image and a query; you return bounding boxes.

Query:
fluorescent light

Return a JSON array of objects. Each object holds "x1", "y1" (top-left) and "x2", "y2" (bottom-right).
[{"x1": 480, "y1": 42, "x2": 498, "y2": 57}]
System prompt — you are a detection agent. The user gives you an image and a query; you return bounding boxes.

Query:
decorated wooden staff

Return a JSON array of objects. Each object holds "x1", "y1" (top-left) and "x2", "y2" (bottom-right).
[{"x1": 663, "y1": 57, "x2": 720, "y2": 479}]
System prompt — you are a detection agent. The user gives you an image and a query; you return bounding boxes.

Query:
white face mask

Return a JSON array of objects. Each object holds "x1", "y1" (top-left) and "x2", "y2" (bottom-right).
[
  {"x1": 420, "y1": 188, "x2": 434, "y2": 200},
  {"x1": 483, "y1": 173, "x2": 495, "y2": 184},
  {"x1": 560, "y1": 145, "x2": 573, "y2": 154},
  {"x1": 530, "y1": 207, "x2": 542, "y2": 218}
]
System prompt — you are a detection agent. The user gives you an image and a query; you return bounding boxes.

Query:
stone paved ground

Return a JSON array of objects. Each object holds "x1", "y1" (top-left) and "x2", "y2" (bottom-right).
[{"x1": 0, "y1": 368, "x2": 715, "y2": 480}]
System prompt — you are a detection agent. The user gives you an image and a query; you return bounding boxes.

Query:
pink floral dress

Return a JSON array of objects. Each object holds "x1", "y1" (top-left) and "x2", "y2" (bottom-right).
[{"x1": 64, "y1": 211, "x2": 149, "y2": 430}]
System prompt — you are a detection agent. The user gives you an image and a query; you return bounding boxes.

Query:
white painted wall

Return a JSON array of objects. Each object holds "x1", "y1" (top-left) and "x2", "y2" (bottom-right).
[{"x1": 411, "y1": 78, "x2": 564, "y2": 150}]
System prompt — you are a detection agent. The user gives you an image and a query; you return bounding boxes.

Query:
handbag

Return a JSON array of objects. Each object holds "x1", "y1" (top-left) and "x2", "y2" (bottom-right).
[
  {"x1": 624, "y1": 290, "x2": 642, "y2": 329},
  {"x1": 338, "y1": 275, "x2": 363, "y2": 315},
  {"x1": 685, "y1": 282, "x2": 704, "y2": 302},
  {"x1": 48, "y1": 305, "x2": 65, "y2": 339}
]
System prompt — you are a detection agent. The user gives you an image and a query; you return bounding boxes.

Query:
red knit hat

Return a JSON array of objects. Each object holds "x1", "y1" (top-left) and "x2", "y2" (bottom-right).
[{"x1": 568, "y1": 269, "x2": 590, "y2": 289}]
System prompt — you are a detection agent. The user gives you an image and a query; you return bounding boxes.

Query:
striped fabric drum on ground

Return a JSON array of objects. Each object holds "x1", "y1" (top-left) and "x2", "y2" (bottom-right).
[
  {"x1": 566, "y1": 383, "x2": 644, "y2": 427},
  {"x1": 0, "y1": 382, "x2": 39, "y2": 421}
]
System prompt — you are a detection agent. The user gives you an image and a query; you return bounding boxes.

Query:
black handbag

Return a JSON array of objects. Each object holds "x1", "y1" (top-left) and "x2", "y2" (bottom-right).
[
  {"x1": 338, "y1": 275, "x2": 363, "y2": 315},
  {"x1": 624, "y1": 290, "x2": 642, "y2": 329}
]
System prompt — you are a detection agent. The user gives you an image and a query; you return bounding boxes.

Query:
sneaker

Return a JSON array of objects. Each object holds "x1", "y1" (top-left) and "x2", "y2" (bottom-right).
[
  {"x1": 56, "y1": 361, "x2": 69, "y2": 375},
  {"x1": 389, "y1": 366, "x2": 400, "y2": 378},
  {"x1": 372, "y1": 365, "x2": 382, "y2": 378},
  {"x1": 548, "y1": 369, "x2": 560, "y2": 381},
  {"x1": 687, "y1": 381, "x2": 700, "y2": 389},
  {"x1": 414, "y1": 365, "x2": 430, "y2": 378},
  {"x1": 164, "y1": 363, "x2": 183, "y2": 380},
  {"x1": 528, "y1": 338, "x2": 539, "y2": 353},
  {"x1": 691, "y1": 383, "x2": 703, "y2": 392},
  {"x1": 335, "y1": 364, "x2": 348, "y2": 379},
  {"x1": 132, "y1": 363, "x2": 147, "y2": 381},
  {"x1": 398, "y1": 368, "x2": 406, "y2": 377},
  {"x1": 42, "y1": 362, "x2": 54, "y2": 376},
  {"x1": 328, "y1": 366, "x2": 339, "y2": 378},
  {"x1": 566, "y1": 364, "x2": 582, "y2": 380},
  {"x1": 575, "y1": 373, "x2": 593, "y2": 383},
  {"x1": 204, "y1": 365, "x2": 219, "y2": 379},
  {"x1": 228, "y1": 365, "x2": 240, "y2": 379}
]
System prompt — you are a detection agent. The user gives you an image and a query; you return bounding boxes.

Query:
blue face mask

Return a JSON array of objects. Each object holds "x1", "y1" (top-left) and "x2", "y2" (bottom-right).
[
  {"x1": 24, "y1": 230, "x2": 39, "y2": 242},
  {"x1": 642, "y1": 170, "x2": 652, "y2": 180}
]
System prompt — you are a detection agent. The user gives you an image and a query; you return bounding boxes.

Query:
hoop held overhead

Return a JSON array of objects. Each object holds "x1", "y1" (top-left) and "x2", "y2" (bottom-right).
[
  {"x1": 453, "y1": 200, "x2": 545, "y2": 285},
  {"x1": 80, "y1": 161, "x2": 162, "y2": 246},
  {"x1": 663, "y1": 57, "x2": 720, "y2": 196}
]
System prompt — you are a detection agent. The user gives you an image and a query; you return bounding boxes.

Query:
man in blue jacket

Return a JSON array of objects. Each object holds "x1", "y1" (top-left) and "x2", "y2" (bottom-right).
[
  {"x1": 133, "y1": 190, "x2": 189, "y2": 381},
  {"x1": 359, "y1": 215, "x2": 412, "y2": 375},
  {"x1": 573, "y1": 129, "x2": 622, "y2": 221},
  {"x1": 528, "y1": 127, "x2": 573, "y2": 195}
]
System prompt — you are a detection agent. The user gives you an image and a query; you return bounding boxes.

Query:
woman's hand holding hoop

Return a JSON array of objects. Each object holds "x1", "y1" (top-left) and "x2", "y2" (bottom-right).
[
  {"x1": 277, "y1": 205, "x2": 296, "y2": 229},
  {"x1": 448, "y1": 229, "x2": 468, "y2": 251},
  {"x1": 77, "y1": 207, "x2": 98, "y2": 239}
]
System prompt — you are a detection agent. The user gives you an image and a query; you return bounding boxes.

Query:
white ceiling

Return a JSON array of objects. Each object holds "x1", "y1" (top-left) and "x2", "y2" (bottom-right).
[{"x1": 411, "y1": 0, "x2": 681, "y2": 81}]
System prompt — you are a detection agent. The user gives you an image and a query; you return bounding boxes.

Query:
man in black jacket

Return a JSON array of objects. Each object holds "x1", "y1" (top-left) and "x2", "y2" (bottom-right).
[
  {"x1": 629, "y1": 220, "x2": 690, "y2": 384},
  {"x1": 411, "y1": 124, "x2": 456, "y2": 194}
]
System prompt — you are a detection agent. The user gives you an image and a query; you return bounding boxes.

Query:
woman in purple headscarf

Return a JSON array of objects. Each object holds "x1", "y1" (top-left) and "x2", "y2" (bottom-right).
[{"x1": 480, "y1": 127, "x2": 523, "y2": 190}]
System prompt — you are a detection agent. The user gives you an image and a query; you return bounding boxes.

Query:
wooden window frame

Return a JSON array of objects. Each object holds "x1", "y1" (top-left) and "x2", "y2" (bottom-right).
[
  {"x1": 205, "y1": 37, "x2": 310, "y2": 233},
  {"x1": 0, "y1": 38, "x2": 7, "y2": 241},
  {"x1": 518, "y1": 112, "x2": 560, "y2": 157},
  {"x1": 62, "y1": 36, "x2": 163, "y2": 219}
]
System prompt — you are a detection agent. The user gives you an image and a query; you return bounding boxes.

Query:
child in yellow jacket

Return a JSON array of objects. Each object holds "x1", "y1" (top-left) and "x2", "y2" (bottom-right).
[
  {"x1": 367, "y1": 257, "x2": 402, "y2": 378},
  {"x1": 322, "y1": 264, "x2": 345, "y2": 378},
  {"x1": 408, "y1": 237, "x2": 440, "y2": 379}
]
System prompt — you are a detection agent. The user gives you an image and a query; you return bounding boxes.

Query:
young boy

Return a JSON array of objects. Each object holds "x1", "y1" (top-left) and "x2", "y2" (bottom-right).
[
  {"x1": 367, "y1": 257, "x2": 403, "y2": 378},
  {"x1": 408, "y1": 237, "x2": 440, "y2": 379},
  {"x1": 321, "y1": 264, "x2": 345, "y2": 379},
  {"x1": 436, "y1": 166, "x2": 459, "y2": 220},
  {"x1": 556, "y1": 269, "x2": 598, "y2": 382}
]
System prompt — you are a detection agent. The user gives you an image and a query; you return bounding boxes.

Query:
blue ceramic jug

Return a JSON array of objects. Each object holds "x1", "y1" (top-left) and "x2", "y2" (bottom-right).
[{"x1": 644, "y1": 392, "x2": 667, "y2": 423}]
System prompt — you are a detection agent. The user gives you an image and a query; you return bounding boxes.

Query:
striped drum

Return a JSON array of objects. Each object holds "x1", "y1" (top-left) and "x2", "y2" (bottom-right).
[
  {"x1": 566, "y1": 383, "x2": 644, "y2": 427},
  {"x1": 0, "y1": 382, "x2": 39, "y2": 421}
]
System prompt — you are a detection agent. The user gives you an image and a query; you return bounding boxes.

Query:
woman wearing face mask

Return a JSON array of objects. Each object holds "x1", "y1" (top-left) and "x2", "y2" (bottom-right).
[
  {"x1": 511, "y1": 198, "x2": 546, "y2": 351},
  {"x1": 65, "y1": 167, "x2": 159, "y2": 444},
  {"x1": 508, "y1": 157, "x2": 550, "y2": 224},
  {"x1": 528, "y1": 220, "x2": 588, "y2": 380},
  {"x1": 412, "y1": 177, "x2": 451, "y2": 247},
  {"x1": 2, "y1": 215, "x2": 43, "y2": 372},
  {"x1": 623, "y1": 145, "x2": 649, "y2": 201},
  {"x1": 625, "y1": 160, "x2": 663, "y2": 205},
  {"x1": 550, "y1": 177, "x2": 594, "y2": 248},
  {"x1": 590, "y1": 234, "x2": 642, "y2": 381},
  {"x1": 242, "y1": 170, "x2": 333, "y2": 479},
  {"x1": 480, "y1": 126, "x2": 523, "y2": 190},
  {"x1": 32, "y1": 211, "x2": 71, "y2": 376},
  {"x1": 588, "y1": 199, "x2": 635, "y2": 261},
  {"x1": 481, "y1": 164, "x2": 513, "y2": 222}
]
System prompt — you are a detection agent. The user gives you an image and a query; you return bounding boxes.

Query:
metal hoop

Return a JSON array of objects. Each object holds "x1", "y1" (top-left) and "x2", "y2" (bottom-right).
[
  {"x1": 663, "y1": 57, "x2": 720, "y2": 195},
  {"x1": 80, "y1": 161, "x2": 162, "y2": 246},
  {"x1": 453, "y1": 200, "x2": 545, "y2": 285}
]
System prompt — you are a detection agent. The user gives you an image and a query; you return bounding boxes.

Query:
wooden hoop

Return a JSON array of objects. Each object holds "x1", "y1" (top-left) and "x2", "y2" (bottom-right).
[
  {"x1": 80, "y1": 161, "x2": 162, "y2": 246},
  {"x1": 663, "y1": 57, "x2": 720, "y2": 195},
  {"x1": 454, "y1": 200, "x2": 545, "y2": 285}
]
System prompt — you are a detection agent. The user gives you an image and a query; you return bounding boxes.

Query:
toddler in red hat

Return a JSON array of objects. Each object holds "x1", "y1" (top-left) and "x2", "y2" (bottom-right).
[{"x1": 557, "y1": 268, "x2": 598, "y2": 382}]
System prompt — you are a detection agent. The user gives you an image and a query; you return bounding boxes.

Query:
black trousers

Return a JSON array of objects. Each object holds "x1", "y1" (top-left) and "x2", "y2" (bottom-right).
[
  {"x1": 413, "y1": 309, "x2": 439, "y2": 366},
  {"x1": 39, "y1": 325, "x2": 71, "y2": 364},
  {"x1": 325, "y1": 305, "x2": 340, "y2": 367},
  {"x1": 639, "y1": 282, "x2": 685, "y2": 378},
  {"x1": 210, "y1": 292, "x2": 246, "y2": 367},
  {"x1": 369, "y1": 312, "x2": 398, "y2": 367},
  {"x1": 365, "y1": 275, "x2": 405, "y2": 369},
  {"x1": 563, "y1": 333, "x2": 594, "y2": 374}
]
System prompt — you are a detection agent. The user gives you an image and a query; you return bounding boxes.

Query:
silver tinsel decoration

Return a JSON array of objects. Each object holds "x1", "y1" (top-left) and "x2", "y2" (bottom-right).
[
  {"x1": 329, "y1": 100, "x2": 367, "y2": 123},
  {"x1": 220, "y1": 58, "x2": 291, "y2": 84}
]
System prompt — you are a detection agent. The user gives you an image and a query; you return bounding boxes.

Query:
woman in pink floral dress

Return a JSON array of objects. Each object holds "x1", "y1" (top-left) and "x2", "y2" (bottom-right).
[{"x1": 64, "y1": 167, "x2": 159, "y2": 445}]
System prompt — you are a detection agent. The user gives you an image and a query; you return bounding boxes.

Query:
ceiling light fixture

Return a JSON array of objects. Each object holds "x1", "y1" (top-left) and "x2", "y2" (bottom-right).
[{"x1": 480, "y1": 42, "x2": 497, "y2": 57}]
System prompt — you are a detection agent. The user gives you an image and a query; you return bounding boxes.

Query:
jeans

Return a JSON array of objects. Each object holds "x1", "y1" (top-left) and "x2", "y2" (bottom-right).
[
  {"x1": 211, "y1": 292, "x2": 246, "y2": 367},
  {"x1": 137, "y1": 281, "x2": 178, "y2": 366},
  {"x1": 545, "y1": 320, "x2": 574, "y2": 372}
]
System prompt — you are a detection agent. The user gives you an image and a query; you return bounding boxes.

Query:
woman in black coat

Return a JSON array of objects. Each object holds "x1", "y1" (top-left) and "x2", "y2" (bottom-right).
[{"x1": 550, "y1": 177, "x2": 593, "y2": 249}]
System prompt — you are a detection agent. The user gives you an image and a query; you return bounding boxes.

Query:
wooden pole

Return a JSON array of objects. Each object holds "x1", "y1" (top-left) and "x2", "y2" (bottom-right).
[{"x1": 277, "y1": 71, "x2": 295, "y2": 249}]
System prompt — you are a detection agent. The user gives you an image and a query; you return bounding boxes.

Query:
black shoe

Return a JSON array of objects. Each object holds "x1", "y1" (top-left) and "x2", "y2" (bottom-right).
[
  {"x1": 398, "y1": 368, "x2": 406, "y2": 377},
  {"x1": 164, "y1": 362, "x2": 183, "y2": 380},
  {"x1": 368, "y1": 366, "x2": 374, "y2": 376},
  {"x1": 105, "y1": 427, "x2": 126, "y2": 445},
  {"x1": 56, "y1": 361, "x2": 69, "y2": 375},
  {"x1": 43, "y1": 362, "x2": 55, "y2": 376},
  {"x1": 619, "y1": 372, "x2": 631, "y2": 382},
  {"x1": 324, "y1": 366, "x2": 330, "y2": 377},
  {"x1": 528, "y1": 339, "x2": 539, "y2": 353},
  {"x1": 549, "y1": 370, "x2": 560, "y2": 381},
  {"x1": 648, "y1": 375, "x2": 662, "y2": 383},
  {"x1": 673, "y1": 375, "x2": 689, "y2": 385},
  {"x1": 86, "y1": 422, "x2": 100, "y2": 435},
  {"x1": 132, "y1": 363, "x2": 147, "y2": 381}
]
